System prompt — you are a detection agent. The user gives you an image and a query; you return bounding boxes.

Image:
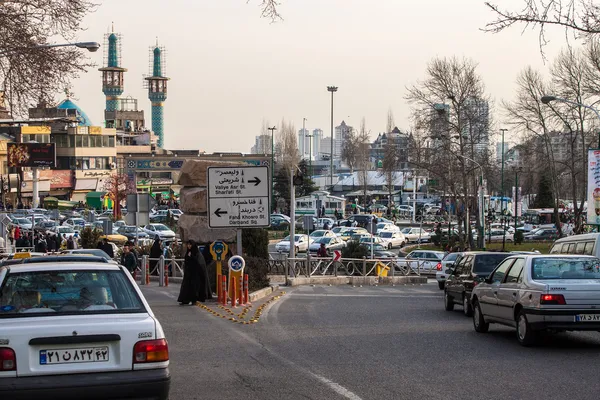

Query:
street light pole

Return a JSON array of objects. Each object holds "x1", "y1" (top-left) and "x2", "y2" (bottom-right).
[
  {"x1": 327, "y1": 86, "x2": 338, "y2": 188},
  {"x1": 500, "y1": 128, "x2": 507, "y2": 251},
  {"x1": 268, "y1": 126, "x2": 277, "y2": 213},
  {"x1": 541, "y1": 95, "x2": 600, "y2": 147},
  {"x1": 0, "y1": 41, "x2": 100, "y2": 57}
]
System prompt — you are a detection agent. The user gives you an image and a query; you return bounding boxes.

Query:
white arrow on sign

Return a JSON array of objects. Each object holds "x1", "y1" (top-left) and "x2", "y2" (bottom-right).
[
  {"x1": 208, "y1": 166, "x2": 269, "y2": 199},
  {"x1": 208, "y1": 197, "x2": 269, "y2": 228},
  {"x1": 333, "y1": 250, "x2": 342, "y2": 261}
]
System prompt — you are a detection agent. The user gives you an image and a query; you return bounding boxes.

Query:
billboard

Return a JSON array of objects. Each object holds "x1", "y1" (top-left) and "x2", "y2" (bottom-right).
[
  {"x1": 7, "y1": 143, "x2": 56, "y2": 168},
  {"x1": 587, "y1": 149, "x2": 600, "y2": 225}
]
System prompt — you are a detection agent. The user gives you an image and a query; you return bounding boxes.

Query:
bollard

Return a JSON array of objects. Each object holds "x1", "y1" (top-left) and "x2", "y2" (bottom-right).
[
  {"x1": 217, "y1": 277, "x2": 222, "y2": 304},
  {"x1": 222, "y1": 275, "x2": 227, "y2": 305},
  {"x1": 239, "y1": 276, "x2": 244, "y2": 305},
  {"x1": 243, "y1": 274, "x2": 249, "y2": 305},
  {"x1": 163, "y1": 257, "x2": 169, "y2": 287},
  {"x1": 145, "y1": 258, "x2": 150, "y2": 286},
  {"x1": 362, "y1": 257, "x2": 367, "y2": 276},
  {"x1": 158, "y1": 256, "x2": 164, "y2": 287},
  {"x1": 140, "y1": 256, "x2": 147, "y2": 286},
  {"x1": 230, "y1": 276, "x2": 236, "y2": 307}
]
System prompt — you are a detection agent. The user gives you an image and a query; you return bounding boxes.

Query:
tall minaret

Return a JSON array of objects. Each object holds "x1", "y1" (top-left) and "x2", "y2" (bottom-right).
[
  {"x1": 145, "y1": 41, "x2": 169, "y2": 148},
  {"x1": 99, "y1": 26, "x2": 126, "y2": 114}
]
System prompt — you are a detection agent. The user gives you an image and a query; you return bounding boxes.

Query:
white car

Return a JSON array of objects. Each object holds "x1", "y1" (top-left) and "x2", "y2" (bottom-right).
[
  {"x1": 435, "y1": 252, "x2": 462, "y2": 290},
  {"x1": 63, "y1": 218, "x2": 86, "y2": 228},
  {"x1": 400, "y1": 227, "x2": 431, "y2": 243},
  {"x1": 309, "y1": 230, "x2": 336, "y2": 240},
  {"x1": 315, "y1": 218, "x2": 335, "y2": 230},
  {"x1": 0, "y1": 257, "x2": 171, "y2": 399},
  {"x1": 397, "y1": 205, "x2": 414, "y2": 214},
  {"x1": 378, "y1": 231, "x2": 406, "y2": 249},
  {"x1": 49, "y1": 225, "x2": 77, "y2": 239},
  {"x1": 143, "y1": 224, "x2": 176, "y2": 240},
  {"x1": 275, "y1": 234, "x2": 312, "y2": 253},
  {"x1": 487, "y1": 229, "x2": 514, "y2": 242},
  {"x1": 375, "y1": 222, "x2": 400, "y2": 235}
]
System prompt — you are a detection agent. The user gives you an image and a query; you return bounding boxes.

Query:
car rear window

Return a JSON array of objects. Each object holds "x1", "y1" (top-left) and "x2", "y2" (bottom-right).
[
  {"x1": 532, "y1": 257, "x2": 600, "y2": 280},
  {"x1": 473, "y1": 254, "x2": 511, "y2": 274},
  {"x1": 0, "y1": 269, "x2": 145, "y2": 318}
]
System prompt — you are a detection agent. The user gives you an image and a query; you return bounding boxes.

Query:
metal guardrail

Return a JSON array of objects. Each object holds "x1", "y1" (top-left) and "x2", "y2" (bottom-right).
[
  {"x1": 268, "y1": 252, "x2": 432, "y2": 278},
  {"x1": 136, "y1": 255, "x2": 185, "y2": 286}
]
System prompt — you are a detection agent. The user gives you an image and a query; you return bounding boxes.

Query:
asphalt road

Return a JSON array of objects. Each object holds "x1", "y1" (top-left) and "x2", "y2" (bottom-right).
[{"x1": 142, "y1": 282, "x2": 600, "y2": 400}]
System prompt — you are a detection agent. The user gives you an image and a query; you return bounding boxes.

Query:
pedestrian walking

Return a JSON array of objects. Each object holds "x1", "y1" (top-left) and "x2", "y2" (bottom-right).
[
  {"x1": 150, "y1": 236, "x2": 162, "y2": 275},
  {"x1": 120, "y1": 242, "x2": 137, "y2": 274},
  {"x1": 177, "y1": 240, "x2": 211, "y2": 305},
  {"x1": 102, "y1": 238, "x2": 114, "y2": 258}
]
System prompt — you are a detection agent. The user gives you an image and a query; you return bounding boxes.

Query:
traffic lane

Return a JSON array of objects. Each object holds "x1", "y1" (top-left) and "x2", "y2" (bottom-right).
[
  {"x1": 140, "y1": 285, "x2": 351, "y2": 400},
  {"x1": 255, "y1": 284, "x2": 600, "y2": 400}
]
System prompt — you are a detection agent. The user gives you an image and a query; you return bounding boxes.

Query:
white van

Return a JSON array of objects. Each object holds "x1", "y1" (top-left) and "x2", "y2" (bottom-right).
[{"x1": 550, "y1": 233, "x2": 600, "y2": 257}]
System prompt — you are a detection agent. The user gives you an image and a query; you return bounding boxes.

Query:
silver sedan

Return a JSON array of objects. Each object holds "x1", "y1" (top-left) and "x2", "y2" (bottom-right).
[{"x1": 470, "y1": 254, "x2": 600, "y2": 346}]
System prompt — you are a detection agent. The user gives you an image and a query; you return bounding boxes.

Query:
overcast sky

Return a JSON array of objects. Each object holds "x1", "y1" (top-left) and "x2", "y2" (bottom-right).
[{"x1": 71, "y1": 0, "x2": 567, "y2": 152}]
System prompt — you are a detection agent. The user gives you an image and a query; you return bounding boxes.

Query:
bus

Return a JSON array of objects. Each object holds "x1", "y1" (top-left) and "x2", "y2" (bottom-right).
[
  {"x1": 523, "y1": 208, "x2": 567, "y2": 230},
  {"x1": 295, "y1": 191, "x2": 346, "y2": 218}
]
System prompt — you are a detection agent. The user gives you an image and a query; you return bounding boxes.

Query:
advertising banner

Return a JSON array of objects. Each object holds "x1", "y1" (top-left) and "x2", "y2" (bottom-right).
[
  {"x1": 587, "y1": 149, "x2": 600, "y2": 225},
  {"x1": 7, "y1": 143, "x2": 56, "y2": 167}
]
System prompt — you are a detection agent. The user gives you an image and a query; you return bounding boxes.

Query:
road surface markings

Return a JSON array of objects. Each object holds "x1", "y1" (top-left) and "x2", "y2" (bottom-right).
[{"x1": 310, "y1": 373, "x2": 364, "y2": 400}]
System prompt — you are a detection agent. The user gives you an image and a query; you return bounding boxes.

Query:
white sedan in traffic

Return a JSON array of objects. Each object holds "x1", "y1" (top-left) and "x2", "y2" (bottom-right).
[
  {"x1": 275, "y1": 234, "x2": 312, "y2": 253},
  {"x1": 0, "y1": 256, "x2": 171, "y2": 399}
]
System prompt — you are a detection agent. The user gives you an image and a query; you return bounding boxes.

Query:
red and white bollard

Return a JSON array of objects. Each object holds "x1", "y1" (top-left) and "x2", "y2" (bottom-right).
[
  {"x1": 221, "y1": 275, "x2": 227, "y2": 306},
  {"x1": 243, "y1": 274, "x2": 249, "y2": 305},
  {"x1": 230, "y1": 276, "x2": 236, "y2": 307},
  {"x1": 238, "y1": 276, "x2": 244, "y2": 306}
]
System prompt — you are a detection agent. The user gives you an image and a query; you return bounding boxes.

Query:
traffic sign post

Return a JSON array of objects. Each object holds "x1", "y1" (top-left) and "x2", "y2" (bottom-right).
[
  {"x1": 228, "y1": 255, "x2": 245, "y2": 306},
  {"x1": 333, "y1": 250, "x2": 342, "y2": 262},
  {"x1": 207, "y1": 166, "x2": 270, "y2": 228},
  {"x1": 210, "y1": 241, "x2": 228, "y2": 302}
]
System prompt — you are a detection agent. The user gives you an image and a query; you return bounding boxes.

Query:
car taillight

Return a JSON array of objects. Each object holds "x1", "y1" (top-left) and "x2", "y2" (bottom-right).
[
  {"x1": 133, "y1": 339, "x2": 169, "y2": 363},
  {"x1": 0, "y1": 348, "x2": 16, "y2": 371},
  {"x1": 436, "y1": 263, "x2": 442, "y2": 271},
  {"x1": 540, "y1": 294, "x2": 566, "y2": 305}
]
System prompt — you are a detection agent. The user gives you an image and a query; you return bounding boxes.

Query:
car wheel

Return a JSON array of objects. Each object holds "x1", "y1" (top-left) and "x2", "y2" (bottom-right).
[
  {"x1": 295, "y1": 246, "x2": 300, "y2": 254},
  {"x1": 463, "y1": 294, "x2": 473, "y2": 317},
  {"x1": 388, "y1": 243, "x2": 392, "y2": 250},
  {"x1": 438, "y1": 281, "x2": 444, "y2": 290},
  {"x1": 444, "y1": 290, "x2": 454, "y2": 311},
  {"x1": 516, "y1": 310, "x2": 537, "y2": 346},
  {"x1": 472, "y1": 300, "x2": 489, "y2": 333}
]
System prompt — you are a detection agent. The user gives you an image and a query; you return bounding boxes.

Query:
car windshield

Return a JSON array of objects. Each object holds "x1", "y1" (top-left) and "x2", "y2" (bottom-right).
[
  {"x1": 310, "y1": 231, "x2": 325, "y2": 237},
  {"x1": 401, "y1": 228, "x2": 412, "y2": 234},
  {"x1": 170, "y1": 210, "x2": 182, "y2": 215},
  {"x1": 0, "y1": 269, "x2": 145, "y2": 318},
  {"x1": 153, "y1": 224, "x2": 169, "y2": 231},
  {"x1": 15, "y1": 218, "x2": 31, "y2": 224},
  {"x1": 317, "y1": 237, "x2": 332, "y2": 244},
  {"x1": 532, "y1": 257, "x2": 600, "y2": 280},
  {"x1": 473, "y1": 254, "x2": 511, "y2": 274},
  {"x1": 380, "y1": 232, "x2": 393, "y2": 238},
  {"x1": 332, "y1": 227, "x2": 344, "y2": 234},
  {"x1": 67, "y1": 249, "x2": 111, "y2": 259},
  {"x1": 58, "y1": 227, "x2": 74, "y2": 233},
  {"x1": 122, "y1": 226, "x2": 136, "y2": 233}
]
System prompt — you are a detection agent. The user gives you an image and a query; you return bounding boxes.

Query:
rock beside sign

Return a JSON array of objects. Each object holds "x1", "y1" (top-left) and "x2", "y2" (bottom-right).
[
  {"x1": 177, "y1": 160, "x2": 243, "y2": 187},
  {"x1": 179, "y1": 187, "x2": 207, "y2": 214},
  {"x1": 178, "y1": 214, "x2": 237, "y2": 243}
]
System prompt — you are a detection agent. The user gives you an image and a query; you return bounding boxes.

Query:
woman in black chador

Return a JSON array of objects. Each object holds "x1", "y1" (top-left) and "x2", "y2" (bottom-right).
[{"x1": 178, "y1": 240, "x2": 212, "y2": 304}]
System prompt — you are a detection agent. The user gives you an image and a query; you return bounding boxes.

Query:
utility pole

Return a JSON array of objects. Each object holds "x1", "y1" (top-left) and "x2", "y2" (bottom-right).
[
  {"x1": 268, "y1": 126, "x2": 277, "y2": 213},
  {"x1": 500, "y1": 128, "x2": 508, "y2": 251},
  {"x1": 327, "y1": 86, "x2": 338, "y2": 188}
]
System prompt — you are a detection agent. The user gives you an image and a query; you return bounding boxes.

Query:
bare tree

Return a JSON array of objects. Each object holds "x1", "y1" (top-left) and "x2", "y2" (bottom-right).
[
  {"x1": 248, "y1": 0, "x2": 282, "y2": 20},
  {"x1": 484, "y1": 1, "x2": 600, "y2": 52},
  {"x1": 503, "y1": 67, "x2": 564, "y2": 235},
  {"x1": 406, "y1": 56, "x2": 489, "y2": 247},
  {"x1": 386, "y1": 108, "x2": 395, "y2": 133},
  {"x1": 355, "y1": 118, "x2": 371, "y2": 208},
  {"x1": 0, "y1": 0, "x2": 96, "y2": 117},
  {"x1": 275, "y1": 119, "x2": 298, "y2": 172},
  {"x1": 341, "y1": 127, "x2": 359, "y2": 173},
  {"x1": 380, "y1": 131, "x2": 403, "y2": 213}
]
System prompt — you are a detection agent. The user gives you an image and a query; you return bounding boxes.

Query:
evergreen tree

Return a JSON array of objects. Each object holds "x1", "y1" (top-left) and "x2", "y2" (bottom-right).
[
  {"x1": 534, "y1": 173, "x2": 554, "y2": 208},
  {"x1": 297, "y1": 159, "x2": 318, "y2": 197}
]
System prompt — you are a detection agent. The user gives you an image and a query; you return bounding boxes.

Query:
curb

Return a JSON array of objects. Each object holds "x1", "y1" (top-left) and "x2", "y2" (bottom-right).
[
  {"x1": 286, "y1": 275, "x2": 428, "y2": 286},
  {"x1": 249, "y1": 285, "x2": 280, "y2": 303}
]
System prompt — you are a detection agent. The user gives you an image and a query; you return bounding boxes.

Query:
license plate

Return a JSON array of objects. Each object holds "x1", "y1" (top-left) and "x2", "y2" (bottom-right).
[
  {"x1": 40, "y1": 347, "x2": 109, "y2": 365},
  {"x1": 575, "y1": 314, "x2": 600, "y2": 322}
]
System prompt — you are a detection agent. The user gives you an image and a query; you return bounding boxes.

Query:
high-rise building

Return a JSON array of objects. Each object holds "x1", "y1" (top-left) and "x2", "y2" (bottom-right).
[
  {"x1": 496, "y1": 142, "x2": 510, "y2": 163},
  {"x1": 334, "y1": 121, "x2": 353, "y2": 159},
  {"x1": 250, "y1": 134, "x2": 272, "y2": 155},
  {"x1": 462, "y1": 97, "x2": 490, "y2": 155},
  {"x1": 312, "y1": 129, "x2": 323, "y2": 159},
  {"x1": 298, "y1": 128, "x2": 310, "y2": 158},
  {"x1": 320, "y1": 136, "x2": 332, "y2": 160},
  {"x1": 144, "y1": 42, "x2": 169, "y2": 148}
]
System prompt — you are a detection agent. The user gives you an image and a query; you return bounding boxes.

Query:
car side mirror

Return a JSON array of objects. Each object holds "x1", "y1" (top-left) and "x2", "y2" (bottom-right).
[{"x1": 484, "y1": 277, "x2": 493, "y2": 284}]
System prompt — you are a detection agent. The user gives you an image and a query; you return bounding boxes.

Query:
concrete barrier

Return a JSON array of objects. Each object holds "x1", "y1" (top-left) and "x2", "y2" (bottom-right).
[
  {"x1": 349, "y1": 276, "x2": 427, "y2": 286},
  {"x1": 248, "y1": 285, "x2": 280, "y2": 303},
  {"x1": 287, "y1": 276, "x2": 350, "y2": 286}
]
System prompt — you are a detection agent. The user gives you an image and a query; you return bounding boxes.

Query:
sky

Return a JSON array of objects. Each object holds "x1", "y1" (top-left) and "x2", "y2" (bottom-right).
[{"x1": 70, "y1": 0, "x2": 568, "y2": 153}]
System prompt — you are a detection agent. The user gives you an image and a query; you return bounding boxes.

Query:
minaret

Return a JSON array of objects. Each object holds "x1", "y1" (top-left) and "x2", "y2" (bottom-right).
[
  {"x1": 99, "y1": 26, "x2": 126, "y2": 114},
  {"x1": 145, "y1": 41, "x2": 169, "y2": 148}
]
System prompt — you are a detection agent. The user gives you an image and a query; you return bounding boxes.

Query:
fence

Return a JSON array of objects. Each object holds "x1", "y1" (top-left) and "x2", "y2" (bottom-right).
[
  {"x1": 137, "y1": 255, "x2": 185, "y2": 287},
  {"x1": 268, "y1": 252, "x2": 432, "y2": 279}
]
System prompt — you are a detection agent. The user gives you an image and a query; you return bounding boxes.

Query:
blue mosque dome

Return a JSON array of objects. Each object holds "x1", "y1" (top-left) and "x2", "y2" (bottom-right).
[{"x1": 56, "y1": 98, "x2": 93, "y2": 126}]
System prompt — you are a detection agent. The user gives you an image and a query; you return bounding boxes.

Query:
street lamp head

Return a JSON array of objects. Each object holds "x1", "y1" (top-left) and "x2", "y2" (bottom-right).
[
  {"x1": 75, "y1": 42, "x2": 101, "y2": 52},
  {"x1": 327, "y1": 86, "x2": 338, "y2": 93},
  {"x1": 541, "y1": 95, "x2": 557, "y2": 105}
]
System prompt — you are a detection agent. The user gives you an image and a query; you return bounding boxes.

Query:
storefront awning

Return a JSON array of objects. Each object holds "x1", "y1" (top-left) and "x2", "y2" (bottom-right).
[
  {"x1": 75, "y1": 178, "x2": 97, "y2": 191},
  {"x1": 22, "y1": 180, "x2": 51, "y2": 193},
  {"x1": 71, "y1": 191, "x2": 87, "y2": 203}
]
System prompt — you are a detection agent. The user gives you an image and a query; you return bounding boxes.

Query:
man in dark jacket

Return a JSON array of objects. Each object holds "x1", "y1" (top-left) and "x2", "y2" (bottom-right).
[
  {"x1": 121, "y1": 242, "x2": 137, "y2": 274},
  {"x1": 101, "y1": 238, "x2": 114, "y2": 258}
]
